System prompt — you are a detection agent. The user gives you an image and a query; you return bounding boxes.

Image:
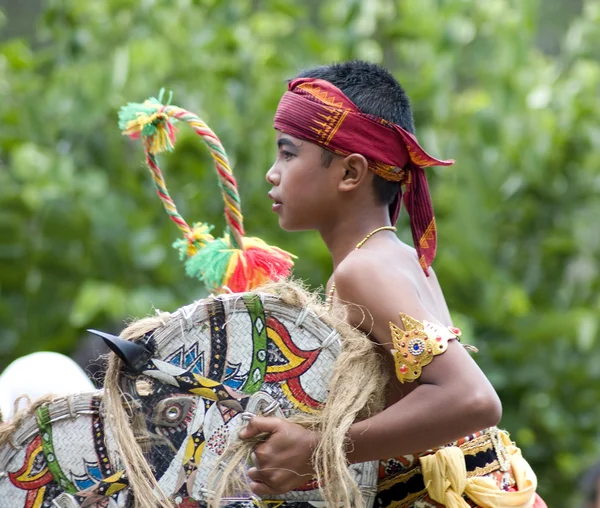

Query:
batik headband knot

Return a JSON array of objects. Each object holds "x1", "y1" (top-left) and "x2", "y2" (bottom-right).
[
  {"x1": 274, "y1": 77, "x2": 454, "y2": 274},
  {"x1": 119, "y1": 90, "x2": 294, "y2": 293}
]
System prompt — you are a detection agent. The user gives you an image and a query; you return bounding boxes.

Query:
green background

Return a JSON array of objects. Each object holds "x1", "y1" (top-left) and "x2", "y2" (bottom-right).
[{"x1": 1, "y1": 0, "x2": 599, "y2": 505}]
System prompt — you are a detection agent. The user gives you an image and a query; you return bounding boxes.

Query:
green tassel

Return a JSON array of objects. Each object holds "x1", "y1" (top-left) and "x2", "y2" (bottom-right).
[
  {"x1": 118, "y1": 98, "x2": 163, "y2": 130},
  {"x1": 173, "y1": 238, "x2": 191, "y2": 260},
  {"x1": 184, "y1": 237, "x2": 233, "y2": 288},
  {"x1": 118, "y1": 89, "x2": 173, "y2": 132},
  {"x1": 172, "y1": 222, "x2": 215, "y2": 260}
]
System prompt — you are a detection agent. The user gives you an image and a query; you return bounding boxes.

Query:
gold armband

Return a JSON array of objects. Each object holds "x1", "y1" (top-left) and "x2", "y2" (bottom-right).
[{"x1": 390, "y1": 314, "x2": 465, "y2": 383}]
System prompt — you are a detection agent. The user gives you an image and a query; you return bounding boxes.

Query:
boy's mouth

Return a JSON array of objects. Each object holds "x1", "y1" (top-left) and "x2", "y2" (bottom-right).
[{"x1": 268, "y1": 192, "x2": 282, "y2": 207}]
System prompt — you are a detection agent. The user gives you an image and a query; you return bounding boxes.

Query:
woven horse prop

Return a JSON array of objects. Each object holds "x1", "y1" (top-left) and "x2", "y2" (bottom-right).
[
  {"x1": 0, "y1": 95, "x2": 387, "y2": 507},
  {"x1": 0, "y1": 283, "x2": 385, "y2": 507}
]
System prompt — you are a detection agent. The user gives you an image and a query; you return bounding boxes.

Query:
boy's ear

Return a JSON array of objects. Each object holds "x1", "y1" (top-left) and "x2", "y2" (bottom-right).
[{"x1": 338, "y1": 153, "x2": 370, "y2": 192}]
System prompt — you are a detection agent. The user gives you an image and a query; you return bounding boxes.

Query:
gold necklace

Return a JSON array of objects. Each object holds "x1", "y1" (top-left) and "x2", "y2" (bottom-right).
[{"x1": 325, "y1": 226, "x2": 396, "y2": 307}]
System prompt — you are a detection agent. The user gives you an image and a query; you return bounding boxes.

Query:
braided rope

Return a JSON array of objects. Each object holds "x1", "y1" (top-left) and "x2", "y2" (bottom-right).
[
  {"x1": 125, "y1": 101, "x2": 246, "y2": 251},
  {"x1": 145, "y1": 149, "x2": 193, "y2": 238},
  {"x1": 120, "y1": 95, "x2": 294, "y2": 292},
  {"x1": 161, "y1": 105, "x2": 245, "y2": 250}
]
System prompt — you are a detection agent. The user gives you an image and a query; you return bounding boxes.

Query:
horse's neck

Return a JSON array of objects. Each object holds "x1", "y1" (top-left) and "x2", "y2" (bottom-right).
[{"x1": 0, "y1": 390, "x2": 103, "y2": 467}]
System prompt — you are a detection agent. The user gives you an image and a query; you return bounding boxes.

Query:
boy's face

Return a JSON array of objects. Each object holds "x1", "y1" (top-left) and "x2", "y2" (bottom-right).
[{"x1": 266, "y1": 131, "x2": 340, "y2": 231}]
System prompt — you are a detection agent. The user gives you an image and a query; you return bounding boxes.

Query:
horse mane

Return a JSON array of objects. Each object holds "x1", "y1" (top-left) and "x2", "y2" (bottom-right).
[
  {"x1": 103, "y1": 310, "x2": 175, "y2": 508},
  {"x1": 0, "y1": 310, "x2": 172, "y2": 508},
  {"x1": 0, "y1": 394, "x2": 57, "y2": 448}
]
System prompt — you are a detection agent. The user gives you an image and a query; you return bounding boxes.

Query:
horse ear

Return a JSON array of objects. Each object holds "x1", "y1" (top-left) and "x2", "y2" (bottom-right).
[{"x1": 88, "y1": 329, "x2": 152, "y2": 372}]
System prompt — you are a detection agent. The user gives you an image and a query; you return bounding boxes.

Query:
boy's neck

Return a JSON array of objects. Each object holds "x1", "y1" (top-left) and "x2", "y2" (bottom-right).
[{"x1": 320, "y1": 209, "x2": 394, "y2": 269}]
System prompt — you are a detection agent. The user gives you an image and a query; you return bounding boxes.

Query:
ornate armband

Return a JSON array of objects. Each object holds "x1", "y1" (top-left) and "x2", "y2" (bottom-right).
[{"x1": 390, "y1": 314, "x2": 466, "y2": 383}]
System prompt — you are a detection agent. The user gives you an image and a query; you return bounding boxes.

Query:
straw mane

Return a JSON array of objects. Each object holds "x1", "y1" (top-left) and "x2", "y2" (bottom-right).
[
  {"x1": 0, "y1": 394, "x2": 57, "y2": 448},
  {"x1": 103, "y1": 311, "x2": 174, "y2": 508}
]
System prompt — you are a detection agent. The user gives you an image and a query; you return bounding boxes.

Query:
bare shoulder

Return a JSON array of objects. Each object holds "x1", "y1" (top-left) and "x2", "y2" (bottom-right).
[
  {"x1": 335, "y1": 249, "x2": 417, "y2": 300},
  {"x1": 333, "y1": 248, "x2": 438, "y2": 341}
]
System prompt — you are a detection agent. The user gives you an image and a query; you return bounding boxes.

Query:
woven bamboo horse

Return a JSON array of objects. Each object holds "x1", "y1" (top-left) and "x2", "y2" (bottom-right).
[
  {"x1": 0, "y1": 96, "x2": 386, "y2": 507},
  {"x1": 0, "y1": 283, "x2": 384, "y2": 507}
]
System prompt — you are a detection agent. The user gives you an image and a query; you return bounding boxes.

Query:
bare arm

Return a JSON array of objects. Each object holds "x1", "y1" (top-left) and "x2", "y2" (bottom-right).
[
  {"x1": 240, "y1": 253, "x2": 502, "y2": 496},
  {"x1": 335, "y1": 254, "x2": 502, "y2": 463}
]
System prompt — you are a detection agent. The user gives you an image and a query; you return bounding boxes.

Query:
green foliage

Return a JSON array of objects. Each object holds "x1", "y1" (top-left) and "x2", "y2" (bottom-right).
[{"x1": 1, "y1": 0, "x2": 599, "y2": 505}]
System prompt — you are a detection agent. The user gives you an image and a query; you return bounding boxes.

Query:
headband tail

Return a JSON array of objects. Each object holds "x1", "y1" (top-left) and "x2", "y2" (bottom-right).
[
  {"x1": 403, "y1": 165, "x2": 436, "y2": 276},
  {"x1": 392, "y1": 125, "x2": 454, "y2": 168}
]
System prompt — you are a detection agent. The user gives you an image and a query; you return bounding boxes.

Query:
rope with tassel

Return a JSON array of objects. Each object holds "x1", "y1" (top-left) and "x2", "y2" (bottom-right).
[{"x1": 118, "y1": 90, "x2": 294, "y2": 293}]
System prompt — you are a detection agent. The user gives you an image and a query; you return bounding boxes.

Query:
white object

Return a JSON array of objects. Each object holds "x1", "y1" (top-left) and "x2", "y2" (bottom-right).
[{"x1": 0, "y1": 351, "x2": 95, "y2": 420}]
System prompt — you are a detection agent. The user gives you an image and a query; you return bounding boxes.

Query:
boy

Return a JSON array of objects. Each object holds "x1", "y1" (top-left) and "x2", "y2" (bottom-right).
[{"x1": 240, "y1": 61, "x2": 544, "y2": 507}]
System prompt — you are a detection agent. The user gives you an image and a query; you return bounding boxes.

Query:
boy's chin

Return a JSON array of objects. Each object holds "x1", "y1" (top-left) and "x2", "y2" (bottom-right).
[{"x1": 278, "y1": 216, "x2": 310, "y2": 232}]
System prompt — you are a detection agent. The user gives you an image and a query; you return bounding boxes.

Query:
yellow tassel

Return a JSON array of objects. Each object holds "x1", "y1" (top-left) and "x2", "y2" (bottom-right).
[
  {"x1": 124, "y1": 109, "x2": 175, "y2": 155},
  {"x1": 185, "y1": 223, "x2": 215, "y2": 256}
]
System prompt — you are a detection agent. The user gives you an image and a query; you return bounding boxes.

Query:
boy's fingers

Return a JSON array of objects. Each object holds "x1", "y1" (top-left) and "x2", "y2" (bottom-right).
[
  {"x1": 250, "y1": 480, "x2": 279, "y2": 496},
  {"x1": 239, "y1": 415, "x2": 281, "y2": 438},
  {"x1": 247, "y1": 467, "x2": 261, "y2": 481}
]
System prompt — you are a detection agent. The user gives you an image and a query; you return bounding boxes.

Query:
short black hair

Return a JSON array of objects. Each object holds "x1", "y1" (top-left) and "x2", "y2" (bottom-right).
[{"x1": 296, "y1": 61, "x2": 415, "y2": 205}]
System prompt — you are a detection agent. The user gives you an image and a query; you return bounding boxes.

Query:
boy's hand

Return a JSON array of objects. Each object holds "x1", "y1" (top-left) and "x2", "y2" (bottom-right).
[{"x1": 239, "y1": 415, "x2": 318, "y2": 496}]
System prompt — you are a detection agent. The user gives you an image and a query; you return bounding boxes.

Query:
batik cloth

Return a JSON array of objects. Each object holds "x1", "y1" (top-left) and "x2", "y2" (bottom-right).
[{"x1": 273, "y1": 77, "x2": 454, "y2": 273}]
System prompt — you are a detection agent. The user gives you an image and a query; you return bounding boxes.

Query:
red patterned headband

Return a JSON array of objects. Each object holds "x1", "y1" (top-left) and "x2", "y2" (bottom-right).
[{"x1": 273, "y1": 77, "x2": 454, "y2": 273}]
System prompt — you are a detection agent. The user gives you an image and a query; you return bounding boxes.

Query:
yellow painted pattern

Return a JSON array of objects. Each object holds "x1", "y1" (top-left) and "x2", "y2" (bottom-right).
[
  {"x1": 265, "y1": 327, "x2": 304, "y2": 374},
  {"x1": 191, "y1": 373, "x2": 221, "y2": 387},
  {"x1": 13, "y1": 443, "x2": 47, "y2": 483},
  {"x1": 183, "y1": 434, "x2": 206, "y2": 466},
  {"x1": 30, "y1": 487, "x2": 46, "y2": 508},
  {"x1": 189, "y1": 387, "x2": 220, "y2": 401},
  {"x1": 103, "y1": 470, "x2": 128, "y2": 497},
  {"x1": 325, "y1": 109, "x2": 349, "y2": 145},
  {"x1": 281, "y1": 382, "x2": 320, "y2": 414},
  {"x1": 253, "y1": 499, "x2": 285, "y2": 508},
  {"x1": 418, "y1": 218, "x2": 436, "y2": 249}
]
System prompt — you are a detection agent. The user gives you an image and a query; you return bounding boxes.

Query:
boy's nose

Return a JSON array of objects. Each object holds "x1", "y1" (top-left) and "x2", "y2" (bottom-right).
[{"x1": 265, "y1": 165, "x2": 279, "y2": 185}]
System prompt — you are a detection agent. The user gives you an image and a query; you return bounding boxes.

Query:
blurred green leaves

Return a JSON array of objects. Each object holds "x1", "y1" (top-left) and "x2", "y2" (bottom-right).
[{"x1": 1, "y1": 0, "x2": 599, "y2": 504}]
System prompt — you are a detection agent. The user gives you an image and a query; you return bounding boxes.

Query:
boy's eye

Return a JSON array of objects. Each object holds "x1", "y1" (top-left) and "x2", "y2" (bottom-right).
[{"x1": 279, "y1": 150, "x2": 296, "y2": 161}]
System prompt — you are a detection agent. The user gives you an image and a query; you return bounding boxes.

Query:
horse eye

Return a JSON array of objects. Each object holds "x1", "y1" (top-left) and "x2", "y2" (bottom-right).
[
  {"x1": 165, "y1": 405, "x2": 181, "y2": 421},
  {"x1": 151, "y1": 397, "x2": 195, "y2": 428}
]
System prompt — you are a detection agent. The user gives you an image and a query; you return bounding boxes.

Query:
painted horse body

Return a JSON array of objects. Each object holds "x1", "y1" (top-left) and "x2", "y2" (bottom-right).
[
  {"x1": 0, "y1": 287, "x2": 379, "y2": 507},
  {"x1": 0, "y1": 392, "x2": 124, "y2": 507}
]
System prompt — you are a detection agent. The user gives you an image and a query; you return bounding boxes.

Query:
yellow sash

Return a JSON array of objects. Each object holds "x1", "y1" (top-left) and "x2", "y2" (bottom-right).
[{"x1": 420, "y1": 430, "x2": 537, "y2": 508}]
